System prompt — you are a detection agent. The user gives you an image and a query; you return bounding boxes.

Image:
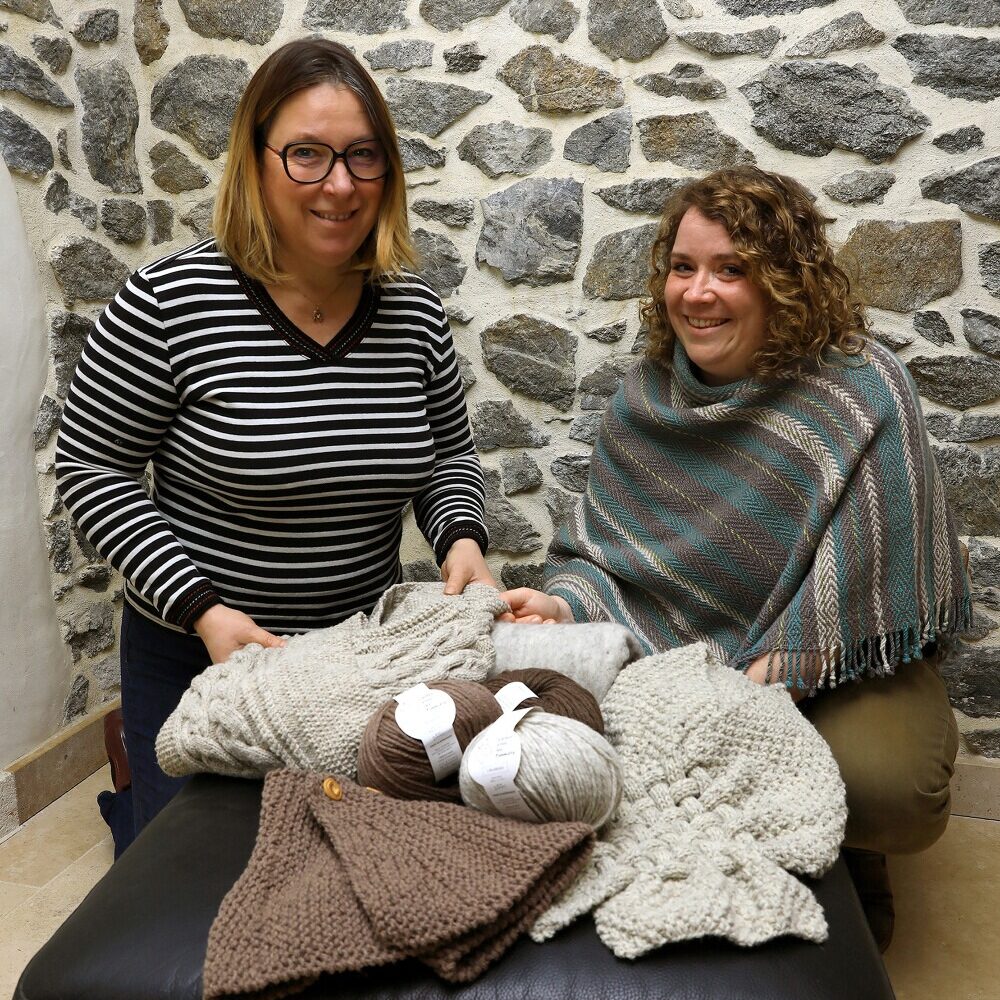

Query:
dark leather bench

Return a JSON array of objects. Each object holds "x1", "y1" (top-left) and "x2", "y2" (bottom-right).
[{"x1": 15, "y1": 773, "x2": 895, "y2": 1000}]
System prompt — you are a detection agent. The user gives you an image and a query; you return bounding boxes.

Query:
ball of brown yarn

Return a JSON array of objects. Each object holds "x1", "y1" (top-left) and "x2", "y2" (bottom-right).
[
  {"x1": 484, "y1": 669, "x2": 605, "y2": 734},
  {"x1": 357, "y1": 680, "x2": 502, "y2": 802}
]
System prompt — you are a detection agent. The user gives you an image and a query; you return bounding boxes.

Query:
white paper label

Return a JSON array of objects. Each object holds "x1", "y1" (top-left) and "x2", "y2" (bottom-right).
[
  {"x1": 465, "y1": 707, "x2": 537, "y2": 822},
  {"x1": 394, "y1": 684, "x2": 463, "y2": 782},
  {"x1": 492, "y1": 681, "x2": 537, "y2": 714}
]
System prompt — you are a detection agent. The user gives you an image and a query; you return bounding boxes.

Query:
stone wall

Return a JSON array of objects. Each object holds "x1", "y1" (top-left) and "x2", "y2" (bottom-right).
[{"x1": 1, "y1": 0, "x2": 998, "y2": 754}]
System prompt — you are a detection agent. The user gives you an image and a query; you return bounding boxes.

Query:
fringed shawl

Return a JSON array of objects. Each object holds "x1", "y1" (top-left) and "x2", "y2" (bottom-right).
[{"x1": 545, "y1": 342, "x2": 971, "y2": 690}]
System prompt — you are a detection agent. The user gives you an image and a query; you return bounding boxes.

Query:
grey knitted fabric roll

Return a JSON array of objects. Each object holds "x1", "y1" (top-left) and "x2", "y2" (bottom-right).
[
  {"x1": 155, "y1": 584, "x2": 507, "y2": 779},
  {"x1": 532, "y1": 642, "x2": 848, "y2": 953}
]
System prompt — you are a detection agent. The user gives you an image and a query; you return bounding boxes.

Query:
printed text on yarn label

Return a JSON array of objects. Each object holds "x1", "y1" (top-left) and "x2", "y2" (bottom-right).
[
  {"x1": 465, "y1": 707, "x2": 536, "y2": 822},
  {"x1": 394, "y1": 684, "x2": 463, "y2": 782},
  {"x1": 493, "y1": 681, "x2": 537, "y2": 714}
]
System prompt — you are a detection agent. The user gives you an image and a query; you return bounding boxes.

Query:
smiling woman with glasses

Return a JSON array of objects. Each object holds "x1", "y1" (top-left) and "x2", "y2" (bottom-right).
[{"x1": 54, "y1": 38, "x2": 493, "y2": 856}]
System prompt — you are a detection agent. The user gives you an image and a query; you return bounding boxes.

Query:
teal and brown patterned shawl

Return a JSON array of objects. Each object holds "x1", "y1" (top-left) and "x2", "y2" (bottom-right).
[{"x1": 545, "y1": 341, "x2": 971, "y2": 690}]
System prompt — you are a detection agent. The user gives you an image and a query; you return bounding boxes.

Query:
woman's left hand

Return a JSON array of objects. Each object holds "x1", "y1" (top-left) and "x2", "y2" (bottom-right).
[
  {"x1": 746, "y1": 652, "x2": 809, "y2": 703},
  {"x1": 441, "y1": 537, "x2": 496, "y2": 594}
]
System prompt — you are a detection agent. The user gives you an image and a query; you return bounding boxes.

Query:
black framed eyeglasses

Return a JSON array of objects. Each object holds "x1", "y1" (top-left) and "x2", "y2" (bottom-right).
[{"x1": 264, "y1": 139, "x2": 389, "y2": 183}]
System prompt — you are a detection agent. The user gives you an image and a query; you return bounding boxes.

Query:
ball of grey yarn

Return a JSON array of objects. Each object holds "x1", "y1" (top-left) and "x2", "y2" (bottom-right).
[{"x1": 459, "y1": 711, "x2": 623, "y2": 829}]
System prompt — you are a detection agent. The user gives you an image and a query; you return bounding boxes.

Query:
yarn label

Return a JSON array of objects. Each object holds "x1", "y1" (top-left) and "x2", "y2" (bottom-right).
[
  {"x1": 394, "y1": 684, "x2": 463, "y2": 782},
  {"x1": 465, "y1": 707, "x2": 536, "y2": 823},
  {"x1": 493, "y1": 681, "x2": 537, "y2": 714}
]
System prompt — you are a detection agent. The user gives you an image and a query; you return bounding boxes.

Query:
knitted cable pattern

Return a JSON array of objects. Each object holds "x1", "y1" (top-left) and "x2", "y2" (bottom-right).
[
  {"x1": 155, "y1": 583, "x2": 508, "y2": 779},
  {"x1": 532, "y1": 642, "x2": 848, "y2": 954}
]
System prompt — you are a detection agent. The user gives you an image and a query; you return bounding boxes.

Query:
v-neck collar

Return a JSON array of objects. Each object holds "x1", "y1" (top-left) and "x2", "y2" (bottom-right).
[{"x1": 234, "y1": 266, "x2": 380, "y2": 364}]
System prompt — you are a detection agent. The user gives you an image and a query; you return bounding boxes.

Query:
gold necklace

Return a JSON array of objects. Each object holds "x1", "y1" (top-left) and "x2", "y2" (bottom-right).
[{"x1": 289, "y1": 276, "x2": 350, "y2": 324}]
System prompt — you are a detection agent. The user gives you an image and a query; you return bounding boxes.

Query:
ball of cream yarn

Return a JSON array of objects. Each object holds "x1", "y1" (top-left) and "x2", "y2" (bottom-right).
[{"x1": 459, "y1": 710, "x2": 624, "y2": 829}]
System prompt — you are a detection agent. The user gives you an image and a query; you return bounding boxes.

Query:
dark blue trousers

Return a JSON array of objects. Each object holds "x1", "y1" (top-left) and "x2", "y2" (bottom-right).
[{"x1": 109, "y1": 602, "x2": 211, "y2": 856}]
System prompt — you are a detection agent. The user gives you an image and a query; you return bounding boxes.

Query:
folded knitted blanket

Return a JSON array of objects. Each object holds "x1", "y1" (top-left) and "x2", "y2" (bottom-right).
[
  {"x1": 533, "y1": 642, "x2": 848, "y2": 953},
  {"x1": 156, "y1": 583, "x2": 508, "y2": 779},
  {"x1": 203, "y1": 771, "x2": 594, "y2": 998}
]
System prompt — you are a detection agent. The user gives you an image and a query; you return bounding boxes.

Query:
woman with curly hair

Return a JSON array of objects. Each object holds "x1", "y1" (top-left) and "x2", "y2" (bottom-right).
[{"x1": 501, "y1": 165, "x2": 970, "y2": 950}]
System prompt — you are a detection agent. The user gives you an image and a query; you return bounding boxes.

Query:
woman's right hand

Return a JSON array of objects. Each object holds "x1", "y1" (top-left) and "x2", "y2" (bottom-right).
[
  {"x1": 497, "y1": 588, "x2": 574, "y2": 625},
  {"x1": 193, "y1": 604, "x2": 287, "y2": 664}
]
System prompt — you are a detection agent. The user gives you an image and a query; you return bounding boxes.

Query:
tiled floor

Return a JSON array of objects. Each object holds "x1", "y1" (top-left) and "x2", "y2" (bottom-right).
[{"x1": 1, "y1": 767, "x2": 998, "y2": 999}]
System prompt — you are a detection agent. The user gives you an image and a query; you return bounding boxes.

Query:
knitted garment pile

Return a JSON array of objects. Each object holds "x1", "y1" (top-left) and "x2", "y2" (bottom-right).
[
  {"x1": 532, "y1": 642, "x2": 848, "y2": 953},
  {"x1": 203, "y1": 771, "x2": 594, "y2": 999}
]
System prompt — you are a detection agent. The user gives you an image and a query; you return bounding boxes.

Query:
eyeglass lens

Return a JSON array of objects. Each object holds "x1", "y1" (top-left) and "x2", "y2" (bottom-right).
[{"x1": 283, "y1": 140, "x2": 388, "y2": 182}]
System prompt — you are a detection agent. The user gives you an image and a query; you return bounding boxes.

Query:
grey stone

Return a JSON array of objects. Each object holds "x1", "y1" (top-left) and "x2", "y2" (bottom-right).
[
  {"x1": 925, "y1": 411, "x2": 1000, "y2": 443},
  {"x1": 662, "y1": 0, "x2": 698, "y2": 14},
  {"x1": 933, "y1": 125, "x2": 984, "y2": 154},
  {"x1": 569, "y1": 411, "x2": 602, "y2": 444},
  {"x1": 180, "y1": 197, "x2": 214, "y2": 239},
  {"x1": 584, "y1": 320, "x2": 626, "y2": 343},
  {"x1": 101, "y1": 199, "x2": 146, "y2": 244},
  {"x1": 50, "y1": 237, "x2": 129, "y2": 306},
  {"x1": 680, "y1": 26, "x2": 780, "y2": 57},
  {"x1": 0, "y1": 42, "x2": 72, "y2": 106},
  {"x1": 962, "y1": 309, "x2": 1000, "y2": 358},
  {"x1": 595, "y1": 177, "x2": 687, "y2": 215},
  {"x1": 498, "y1": 45, "x2": 624, "y2": 114},
  {"x1": 398, "y1": 135, "x2": 446, "y2": 172},
  {"x1": 822, "y1": 168, "x2": 895, "y2": 206},
  {"x1": 933, "y1": 443, "x2": 1000, "y2": 535},
  {"x1": 412, "y1": 198, "x2": 474, "y2": 228},
  {"x1": 509, "y1": 0, "x2": 579, "y2": 42},
  {"x1": 500, "y1": 452, "x2": 543, "y2": 494},
  {"x1": 481, "y1": 315, "x2": 577, "y2": 411},
  {"x1": 46, "y1": 520, "x2": 72, "y2": 573},
  {"x1": 563, "y1": 109, "x2": 631, "y2": 173},
  {"x1": 638, "y1": 113, "x2": 754, "y2": 171},
  {"x1": 921, "y1": 158, "x2": 1000, "y2": 224},
  {"x1": 77, "y1": 60, "x2": 141, "y2": 192},
  {"x1": 147, "y1": 199, "x2": 174, "y2": 245},
  {"x1": 472, "y1": 399, "x2": 550, "y2": 451},
  {"x1": 965, "y1": 729, "x2": 1000, "y2": 758},
  {"x1": 364, "y1": 40, "x2": 433, "y2": 71},
  {"x1": 72, "y1": 8, "x2": 118, "y2": 42},
  {"x1": 456, "y1": 351, "x2": 475, "y2": 391},
  {"x1": 50, "y1": 311, "x2": 95, "y2": 396},
  {"x1": 982, "y1": 243, "x2": 1000, "y2": 299},
  {"x1": 151, "y1": 55, "x2": 250, "y2": 159},
  {"x1": 587, "y1": 0, "x2": 668, "y2": 61},
  {"x1": 303, "y1": 0, "x2": 407, "y2": 31},
  {"x1": 384, "y1": 78, "x2": 491, "y2": 139},
  {"x1": 965, "y1": 609, "x2": 999, "y2": 642},
  {"x1": 62, "y1": 674, "x2": 89, "y2": 722},
  {"x1": 446, "y1": 305, "x2": 473, "y2": 325},
  {"x1": 444, "y1": 43, "x2": 486, "y2": 74},
  {"x1": 908, "y1": 356, "x2": 1000, "y2": 408},
  {"x1": 73, "y1": 562, "x2": 113, "y2": 592},
  {"x1": 412, "y1": 228, "x2": 466, "y2": 298},
  {"x1": 44, "y1": 171, "x2": 68, "y2": 212},
  {"x1": 551, "y1": 454, "x2": 591, "y2": 492},
  {"x1": 56, "y1": 125, "x2": 69, "y2": 168},
  {"x1": 419, "y1": 0, "x2": 507, "y2": 30},
  {"x1": 31, "y1": 34, "x2": 71, "y2": 74},
  {"x1": 786, "y1": 12, "x2": 883, "y2": 58},
  {"x1": 149, "y1": 140, "x2": 209, "y2": 193},
  {"x1": 90, "y1": 652, "x2": 119, "y2": 695},
  {"x1": 69, "y1": 192, "x2": 97, "y2": 230},
  {"x1": 134, "y1": 0, "x2": 168, "y2": 64},
  {"x1": 500, "y1": 562, "x2": 545, "y2": 591},
  {"x1": 0, "y1": 104, "x2": 51, "y2": 177},
  {"x1": 740, "y1": 63, "x2": 929, "y2": 164},
  {"x1": 579, "y1": 355, "x2": 635, "y2": 408},
  {"x1": 477, "y1": 177, "x2": 582, "y2": 287},
  {"x1": 913, "y1": 311, "x2": 953, "y2": 346},
  {"x1": 969, "y1": 538, "x2": 1000, "y2": 609},
  {"x1": 636, "y1": 63, "x2": 725, "y2": 101},
  {"x1": 870, "y1": 323, "x2": 915, "y2": 352},
  {"x1": 894, "y1": 0, "x2": 999, "y2": 27},
  {"x1": 72, "y1": 519, "x2": 99, "y2": 561},
  {"x1": 718, "y1": 0, "x2": 834, "y2": 13},
  {"x1": 402, "y1": 558, "x2": 440, "y2": 582},
  {"x1": 34, "y1": 394, "x2": 61, "y2": 449},
  {"x1": 894, "y1": 34, "x2": 1000, "y2": 103},
  {"x1": 940, "y1": 640, "x2": 1000, "y2": 718},
  {"x1": 59, "y1": 601, "x2": 114, "y2": 662},
  {"x1": 836, "y1": 220, "x2": 962, "y2": 312},
  {"x1": 178, "y1": 0, "x2": 281, "y2": 44},
  {"x1": 583, "y1": 223, "x2": 658, "y2": 301},
  {"x1": 0, "y1": 0, "x2": 60, "y2": 24},
  {"x1": 546, "y1": 486, "x2": 576, "y2": 530},
  {"x1": 47, "y1": 492, "x2": 65, "y2": 519},
  {"x1": 484, "y1": 469, "x2": 543, "y2": 554},
  {"x1": 458, "y1": 121, "x2": 551, "y2": 179}
]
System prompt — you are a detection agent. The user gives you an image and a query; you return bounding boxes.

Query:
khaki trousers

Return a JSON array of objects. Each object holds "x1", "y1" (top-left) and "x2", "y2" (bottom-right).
[{"x1": 803, "y1": 654, "x2": 959, "y2": 855}]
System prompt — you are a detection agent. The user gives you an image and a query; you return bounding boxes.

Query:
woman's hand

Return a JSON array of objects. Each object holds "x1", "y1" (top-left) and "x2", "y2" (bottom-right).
[
  {"x1": 194, "y1": 604, "x2": 287, "y2": 664},
  {"x1": 497, "y1": 588, "x2": 574, "y2": 625},
  {"x1": 745, "y1": 652, "x2": 809, "y2": 702},
  {"x1": 441, "y1": 537, "x2": 496, "y2": 595}
]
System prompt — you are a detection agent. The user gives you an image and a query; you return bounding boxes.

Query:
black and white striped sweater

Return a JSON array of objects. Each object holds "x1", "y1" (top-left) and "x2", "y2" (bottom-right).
[{"x1": 55, "y1": 239, "x2": 488, "y2": 634}]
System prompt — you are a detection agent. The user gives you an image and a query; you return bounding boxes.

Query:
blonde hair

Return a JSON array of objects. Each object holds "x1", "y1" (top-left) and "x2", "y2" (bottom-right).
[
  {"x1": 640, "y1": 166, "x2": 867, "y2": 379},
  {"x1": 213, "y1": 38, "x2": 415, "y2": 285}
]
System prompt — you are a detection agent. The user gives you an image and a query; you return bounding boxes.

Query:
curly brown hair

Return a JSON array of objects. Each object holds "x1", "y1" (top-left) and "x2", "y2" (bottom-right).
[{"x1": 640, "y1": 166, "x2": 868, "y2": 379}]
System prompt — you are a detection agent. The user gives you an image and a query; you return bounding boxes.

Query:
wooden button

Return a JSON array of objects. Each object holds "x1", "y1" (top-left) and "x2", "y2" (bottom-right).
[{"x1": 322, "y1": 777, "x2": 342, "y2": 801}]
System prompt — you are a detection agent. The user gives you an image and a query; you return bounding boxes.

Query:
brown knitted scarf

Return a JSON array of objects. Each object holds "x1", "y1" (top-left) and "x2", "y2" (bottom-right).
[{"x1": 203, "y1": 771, "x2": 595, "y2": 999}]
